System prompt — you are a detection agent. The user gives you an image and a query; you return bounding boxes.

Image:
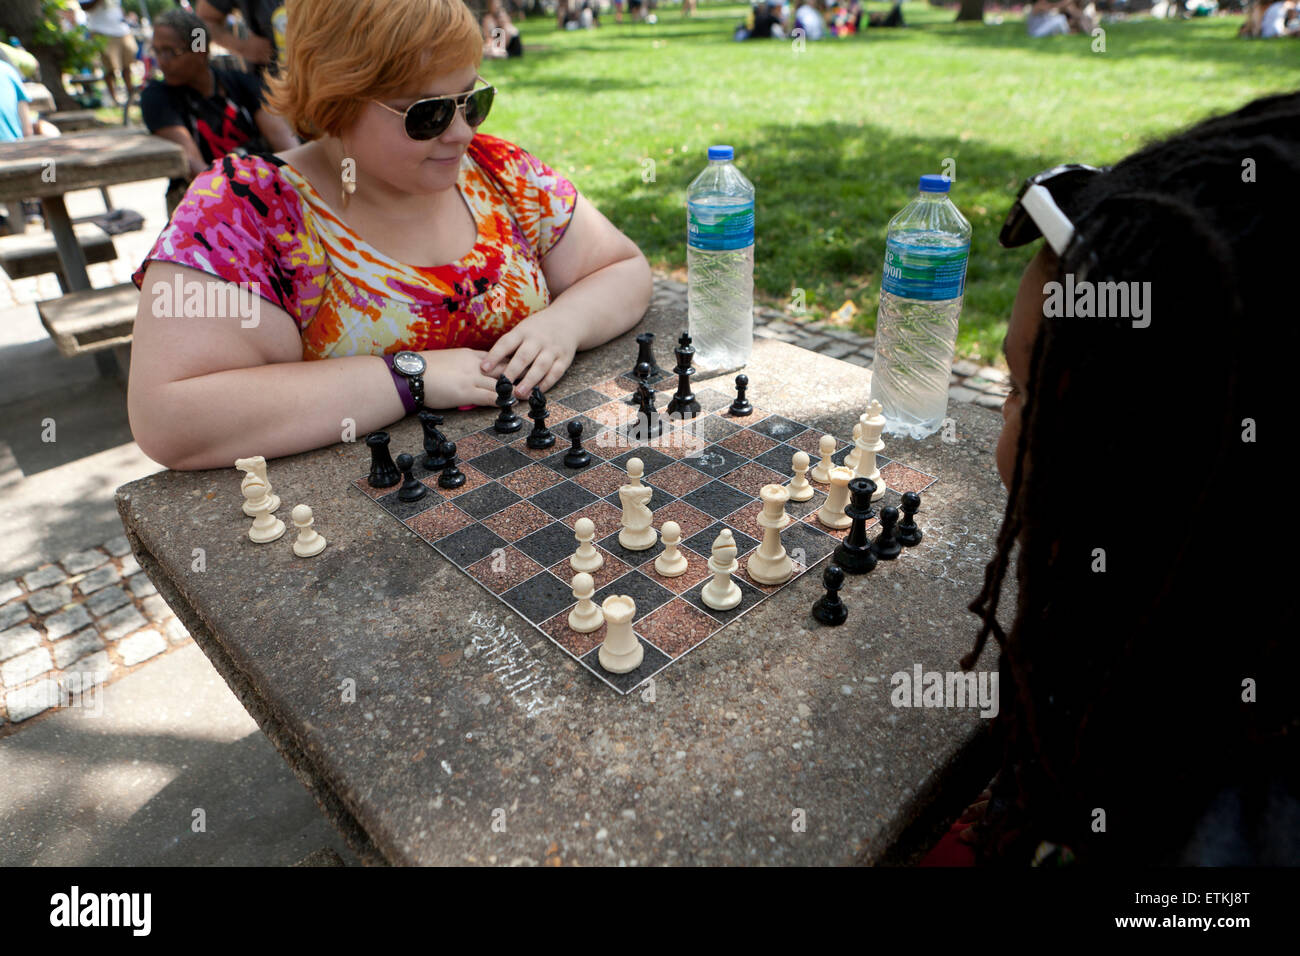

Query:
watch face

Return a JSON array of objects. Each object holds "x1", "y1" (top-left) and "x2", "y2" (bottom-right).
[{"x1": 394, "y1": 351, "x2": 426, "y2": 376}]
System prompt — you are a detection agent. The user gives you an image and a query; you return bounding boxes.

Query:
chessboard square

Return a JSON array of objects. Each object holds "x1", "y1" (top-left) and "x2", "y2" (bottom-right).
[
  {"x1": 879, "y1": 462, "x2": 937, "y2": 495},
  {"x1": 656, "y1": 429, "x2": 709, "y2": 460},
  {"x1": 723, "y1": 405, "x2": 770, "y2": 424},
  {"x1": 681, "y1": 443, "x2": 748, "y2": 479},
  {"x1": 606, "y1": 446, "x2": 675, "y2": 477},
  {"x1": 578, "y1": 639, "x2": 670, "y2": 695},
  {"x1": 466, "y1": 547, "x2": 545, "y2": 594},
  {"x1": 406, "y1": 501, "x2": 474, "y2": 543},
  {"x1": 592, "y1": 569, "x2": 674, "y2": 622},
  {"x1": 451, "y1": 480, "x2": 522, "y2": 520},
  {"x1": 481, "y1": 499, "x2": 554, "y2": 542},
  {"x1": 355, "y1": 475, "x2": 396, "y2": 499},
  {"x1": 790, "y1": 428, "x2": 835, "y2": 457},
  {"x1": 684, "y1": 520, "x2": 759, "y2": 559},
  {"x1": 647, "y1": 461, "x2": 710, "y2": 497},
  {"x1": 459, "y1": 431, "x2": 505, "y2": 459},
  {"x1": 639, "y1": 551, "x2": 712, "y2": 594},
  {"x1": 531, "y1": 480, "x2": 600, "y2": 519},
  {"x1": 753, "y1": 443, "x2": 801, "y2": 477},
  {"x1": 515, "y1": 521, "x2": 582, "y2": 566},
  {"x1": 586, "y1": 400, "x2": 638, "y2": 430},
  {"x1": 719, "y1": 461, "x2": 786, "y2": 497},
  {"x1": 681, "y1": 480, "x2": 754, "y2": 519},
  {"x1": 651, "y1": 500, "x2": 715, "y2": 540},
  {"x1": 801, "y1": 509, "x2": 862, "y2": 540},
  {"x1": 750, "y1": 414, "x2": 808, "y2": 443},
  {"x1": 558, "y1": 388, "x2": 611, "y2": 413},
  {"x1": 635, "y1": 598, "x2": 718, "y2": 658},
  {"x1": 780, "y1": 520, "x2": 841, "y2": 564},
  {"x1": 376, "y1": 488, "x2": 440, "y2": 521},
  {"x1": 593, "y1": 379, "x2": 631, "y2": 400},
  {"x1": 602, "y1": 483, "x2": 674, "y2": 515},
  {"x1": 680, "y1": 575, "x2": 764, "y2": 624},
  {"x1": 565, "y1": 462, "x2": 621, "y2": 497},
  {"x1": 719, "y1": 428, "x2": 780, "y2": 459},
  {"x1": 434, "y1": 524, "x2": 508, "y2": 568},
  {"x1": 500, "y1": 570, "x2": 575, "y2": 623},
  {"x1": 615, "y1": 370, "x2": 670, "y2": 391},
  {"x1": 539, "y1": 608, "x2": 604, "y2": 658},
  {"x1": 498, "y1": 463, "x2": 564, "y2": 497},
  {"x1": 430, "y1": 464, "x2": 490, "y2": 498},
  {"x1": 561, "y1": 500, "x2": 624, "y2": 540},
  {"x1": 688, "y1": 413, "x2": 743, "y2": 443},
  {"x1": 507, "y1": 438, "x2": 561, "y2": 461},
  {"x1": 597, "y1": 529, "x2": 666, "y2": 567},
  {"x1": 693, "y1": 387, "x2": 733, "y2": 413},
  {"x1": 548, "y1": 546, "x2": 630, "y2": 591},
  {"x1": 786, "y1": 488, "x2": 828, "y2": 520},
  {"x1": 722, "y1": 498, "x2": 768, "y2": 541},
  {"x1": 539, "y1": 444, "x2": 606, "y2": 476},
  {"x1": 467, "y1": 444, "x2": 534, "y2": 479}
]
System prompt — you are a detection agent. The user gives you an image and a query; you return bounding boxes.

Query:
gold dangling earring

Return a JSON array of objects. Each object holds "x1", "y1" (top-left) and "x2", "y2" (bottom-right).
[{"x1": 340, "y1": 138, "x2": 356, "y2": 207}]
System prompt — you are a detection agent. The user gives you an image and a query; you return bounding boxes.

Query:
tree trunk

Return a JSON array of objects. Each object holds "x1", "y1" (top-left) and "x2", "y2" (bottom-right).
[
  {"x1": 955, "y1": 0, "x2": 985, "y2": 21},
  {"x1": 35, "y1": 48, "x2": 80, "y2": 111}
]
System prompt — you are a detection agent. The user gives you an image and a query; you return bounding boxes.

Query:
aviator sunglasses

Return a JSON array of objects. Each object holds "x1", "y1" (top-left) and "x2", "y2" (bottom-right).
[{"x1": 372, "y1": 76, "x2": 495, "y2": 141}]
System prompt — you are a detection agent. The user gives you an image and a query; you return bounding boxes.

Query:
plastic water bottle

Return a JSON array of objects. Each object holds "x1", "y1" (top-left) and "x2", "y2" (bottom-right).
[
  {"x1": 687, "y1": 145, "x2": 754, "y2": 372},
  {"x1": 870, "y1": 174, "x2": 971, "y2": 439}
]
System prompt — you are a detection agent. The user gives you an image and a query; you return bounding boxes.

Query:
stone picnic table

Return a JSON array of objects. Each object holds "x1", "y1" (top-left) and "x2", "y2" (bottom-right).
[{"x1": 115, "y1": 306, "x2": 1010, "y2": 866}]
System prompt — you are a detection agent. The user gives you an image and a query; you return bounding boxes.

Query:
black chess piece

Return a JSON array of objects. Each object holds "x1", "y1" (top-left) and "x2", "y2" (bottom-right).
[
  {"x1": 666, "y1": 330, "x2": 700, "y2": 419},
  {"x1": 563, "y1": 420, "x2": 591, "y2": 469},
  {"x1": 729, "y1": 374, "x2": 752, "y2": 416},
  {"x1": 633, "y1": 331, "x2": 660, "y2": 378},
  {"x1": 437, "y1": 441, "x2": 466, "y2": 489},
  {"x1": 898, "y1": 491, "x2": 923, "y2": 547},
  {"x1": 418, "y1": 410, "x2": 449, "y2": 471},
  {"x1": 871, "y1": 505, "x2": 903, "y2": 560},
  {"x1": 493, "y1": 375, "x2": 522, "y2": 433},
  {"x1": 526, "y1": 386, "x2": 555, "y2": 450},
  {"x1": 811, "y1": 564, "x2": 848, "y2": 626},
  {"x1": 366, "y1": 431, "x2": 400, "y2": 488},
  {"x1": 834, "y1": 478, "x2": 879, "y2": 574},
  {"x1": 632, "y1": 382, "x2": 660, "y2": 440},
  {"x1": 396, "y1": 453, "x2": 428, "y2": 502}
]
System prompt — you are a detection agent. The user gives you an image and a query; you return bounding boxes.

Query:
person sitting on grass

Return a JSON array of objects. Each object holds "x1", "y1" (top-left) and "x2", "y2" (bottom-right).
[
  {"x1": 140, "y1": 9, "x2": 299, "y2": 217},
  {"x1": 1025, "y1": 0, "x2": 1095, "y2": 36},
  {"x1": 931, "y1": 91, "x2": 1298, "y2": 865},
  {"x1": 127, "y1": 0, "x2": 651, "y2": 472},
  {"x1": 481, "y1": 0, "x2": 523, "y2": 59},
  {"x1": 1260, "y1": 0, "x2": 1300, "y2": 36}
]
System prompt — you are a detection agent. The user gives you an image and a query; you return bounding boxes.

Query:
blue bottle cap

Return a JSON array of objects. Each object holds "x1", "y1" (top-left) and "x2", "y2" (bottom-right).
[
  {"x1": 919, "y1": 174, "x2": 951, "y2": 193},
  {"x1": 708, "y1": 145, "x2": 734, "y2": 161}
]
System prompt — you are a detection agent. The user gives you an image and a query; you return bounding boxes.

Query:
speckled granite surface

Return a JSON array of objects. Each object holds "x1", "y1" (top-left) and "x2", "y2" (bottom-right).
[{"x1": 115, "y1": 309, "x2": 1010, "y2": 866}]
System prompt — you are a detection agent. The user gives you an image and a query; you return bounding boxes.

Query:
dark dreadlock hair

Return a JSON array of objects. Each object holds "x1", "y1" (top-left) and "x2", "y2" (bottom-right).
[{"x1": 964, "y1": 90, "x2": 1300, "y2": 865}]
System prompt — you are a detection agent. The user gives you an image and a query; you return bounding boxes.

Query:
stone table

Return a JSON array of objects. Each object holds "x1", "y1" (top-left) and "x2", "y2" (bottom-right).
[{"x1": 115, "y1": 310, "x2": 1010, "y2": 866}]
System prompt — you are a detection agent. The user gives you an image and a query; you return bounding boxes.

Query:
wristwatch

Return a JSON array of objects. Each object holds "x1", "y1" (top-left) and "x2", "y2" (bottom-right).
[{"x1": 385, "y1": 350, "x2": 426, "y2": 414}]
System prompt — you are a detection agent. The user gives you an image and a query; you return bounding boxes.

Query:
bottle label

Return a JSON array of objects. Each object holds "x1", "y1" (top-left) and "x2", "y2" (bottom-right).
[
  {"x1": 687, "y1": 201, "x2": 754, "y2": 251},
  {"x1": 881, "y1": 238, "x2": 970, "y2": 301}
]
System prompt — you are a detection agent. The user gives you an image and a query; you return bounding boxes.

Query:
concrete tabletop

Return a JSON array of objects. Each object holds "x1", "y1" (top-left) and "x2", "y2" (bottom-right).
[{"x1": 115, "y1": 306, "x2": 1010, "y2": 866}]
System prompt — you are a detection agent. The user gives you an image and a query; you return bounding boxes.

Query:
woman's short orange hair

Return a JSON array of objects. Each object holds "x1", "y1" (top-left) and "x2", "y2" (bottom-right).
[{"x1": 265, "y1": 0, "x2": 483, "y2": 141}]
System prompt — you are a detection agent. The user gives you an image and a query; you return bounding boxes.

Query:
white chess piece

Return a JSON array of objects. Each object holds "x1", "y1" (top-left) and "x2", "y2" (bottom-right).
[
  {"x1": 236, "y1": 455, "x2": 280, "y2": 516},
  {"x1": 244, "y1": 480, "x2": 285, "y2": 543},
  {"x1": 701, "y1": 529, "x2": 742, "y2": 611},
  {"x1": 617, "y1": 481, "x2": 657, "y2": 551},
  {"x1": 844, "y1": 422, "x2": 863, "y2": 473},
  {"x1": 291, "y1": 504, "x2": 326, "y2": 557},
  {"x1": 568, "y1": 572, "x2": 604, "y2": 633},
  {"x1": 626, "y1": 457, "x2": 645, "y2": 488},
  {"x1": 655, "y1": 520, "x2": 689, "y2": 577},
  {"x1": 816, "y1": 466, "x2": 855, "y2": 530},
  {"x1": 855, "y1": 399, "x2": 887, "y2": 500},
  {"x1": 570, "y1": 517, "x2": 604, "y2": 572},
  {"x1": 787, "y1": 451, "x2": 814, "y2": 501},
  {"x1": 810, "y1": 434, "x2": 836, "y2": 483},
  {"x1": 598, "y1": 594, "x2": 643, "y2": 673},
  {"x1": 746, "y1": 485, "x2": 794, "y2": 585}
]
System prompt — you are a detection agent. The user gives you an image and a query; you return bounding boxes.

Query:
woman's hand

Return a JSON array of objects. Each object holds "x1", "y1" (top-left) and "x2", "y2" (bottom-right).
[
  {"x1": 479, "y1": 309, "x2": 579, "y2": 399},
  {"x1": 422, "y1": 348, "x2": 499, "y2": 408}
]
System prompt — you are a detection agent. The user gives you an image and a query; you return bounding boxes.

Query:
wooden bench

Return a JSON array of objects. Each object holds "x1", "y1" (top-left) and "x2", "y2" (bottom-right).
[
  {"x1": 0, "y1": 224, "x2": 118, "y2": 291},
  {"x1": 37, "y1": 282, "x2": 138, "y2": 358},
  {"x1": 42, "y1": 110, "x2": 106, "y2": 133}
]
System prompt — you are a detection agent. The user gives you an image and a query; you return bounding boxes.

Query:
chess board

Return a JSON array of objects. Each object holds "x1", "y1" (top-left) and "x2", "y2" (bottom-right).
[{"x1": 353, "y1": 372, "x2": 939, "y2": 694}]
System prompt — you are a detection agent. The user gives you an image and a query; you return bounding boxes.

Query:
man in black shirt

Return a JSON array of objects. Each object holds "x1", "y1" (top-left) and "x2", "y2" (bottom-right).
[{"x1": 195, "y1": 0, "x2": 287, "y2": 77}]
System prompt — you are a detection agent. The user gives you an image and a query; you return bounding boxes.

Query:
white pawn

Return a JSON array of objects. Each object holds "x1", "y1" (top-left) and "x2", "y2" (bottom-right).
[
  {"x1": 787, "y1": 451, "x2": 814, "y2": 501},
  {"x1": 816, "y1": 466, "x2": 855, "y2": 530},
  {"x1": 655, "y1": 520, "x2": 689, "y2": 577},
  {"x1": 844, "y1": 422, "x2": 863, "y2": 472},
  {"x1": 598, "y1": 594, "x2": 643, "y2": 673},
  {"x1": 570, "y1": 517, "x2": 604, "y2": 572},
  {"x1": 291, "y1": 504, "x2": 326, "y2": 557},
  {"x1": 810, "y1": 434, "x2": 836, "y2": 483},
  {"x1": 244, "y1": 479, "x2": 285, "y2": 543},
  {"x1": 236, "y1": 455, "x2": 279, "y2": 517},
  {"x1": 568, "y1": 572, "x2": 604, "y2": 633},
  {"x1": 626, "y1": 457, "x2": 645, "y2": 488},
  {"x1": 701, "y1": 528, "x2": 742, "y2": 611}
]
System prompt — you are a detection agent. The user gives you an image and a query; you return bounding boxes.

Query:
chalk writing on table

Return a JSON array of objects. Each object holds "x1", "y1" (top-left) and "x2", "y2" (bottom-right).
[{"x1": 466, "y1": 610, "x2": 563, "y2": 717}]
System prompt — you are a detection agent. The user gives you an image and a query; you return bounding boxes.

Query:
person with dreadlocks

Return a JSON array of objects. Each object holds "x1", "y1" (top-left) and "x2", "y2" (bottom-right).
[{"x1": 932, "y1": 90, "x2": 1299, "y2": 866}]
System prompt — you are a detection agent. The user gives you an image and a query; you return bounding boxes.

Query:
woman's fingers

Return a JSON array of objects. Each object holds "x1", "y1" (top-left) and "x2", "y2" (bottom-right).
[
  {"x1": 503, "y1": 341, "x2": 543, "y2": 392},
  {"x1": 537, "y1": 357, "x2": 567, "y2": 394},
  {"x1": 514, "y1": 350, "x2": 555, "y2": 398},
  {"x1": 481, "y1": 333, "x2": 520, "y2": 375}
]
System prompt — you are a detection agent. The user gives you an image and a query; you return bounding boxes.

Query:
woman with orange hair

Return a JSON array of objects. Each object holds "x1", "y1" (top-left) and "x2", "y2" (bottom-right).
[{"x1": 128, "y1": 0, "x2": 651, "y2": 471}]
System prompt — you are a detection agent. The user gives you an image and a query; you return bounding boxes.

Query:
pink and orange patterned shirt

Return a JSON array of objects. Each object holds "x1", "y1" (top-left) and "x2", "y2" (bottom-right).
[{"x1": 131, "y1": 133, "x2": 579, "y2": 360}]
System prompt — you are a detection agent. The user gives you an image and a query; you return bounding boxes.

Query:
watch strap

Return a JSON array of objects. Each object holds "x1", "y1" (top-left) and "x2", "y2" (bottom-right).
[{"x1": 382, "y1": 354, "x2": 419, "y2": 416}]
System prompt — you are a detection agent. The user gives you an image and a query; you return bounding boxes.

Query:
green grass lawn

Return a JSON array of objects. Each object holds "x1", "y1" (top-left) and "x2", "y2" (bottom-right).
[{"x1": 482, "y1": 3, "x2": 1300, "y2": 363}]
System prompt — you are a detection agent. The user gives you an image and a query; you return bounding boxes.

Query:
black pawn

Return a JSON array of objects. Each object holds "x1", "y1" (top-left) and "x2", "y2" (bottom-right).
[
  {"x1": 437, "y1": 441, "x2": 466, "y2": 489},
  {"x1": 729, "y1": 374, "x2": 752, "y2": 416},
  {"x1": 366, "y1": 431, "x2": 400, "y2": 488},
  {"x1": 666, "y1": 330, "x2": 700, "y2": 419},
  {"x1": 812, "y1": 564, "x2": 848, "y2": 626},
  {"x1": 633, "y1": 331, "x2": 660, "y2": 378},
  {"x1": 396, "y1": 453, "x2": 428, "y2": 502},
  {"x1": 526, "y1": 386, "x2": 555, "y2": 450},
  {"x1": 418, "y1": 410, "x2": 449, "y2": 471},
  {"x1": 493, "y1": 375, "x2": 522, "y2": 434},
  {"x1": 563, "y1": 420, "x2": 591, "y2": 469},
  {"x1": 834, "y1": 478, "x2": 878, "y2": 574},
  {"x1": 898, "y1": 491, "x2": 923, "y2": 547},
  {"x1": 626, "y1": 360, "x2": 653, "y2": 405},
  {"x1": 871, "y1": 505, "x2": 903, "y2": 560}
]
